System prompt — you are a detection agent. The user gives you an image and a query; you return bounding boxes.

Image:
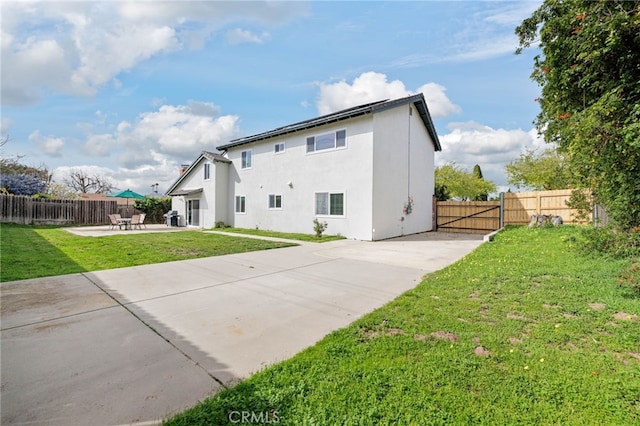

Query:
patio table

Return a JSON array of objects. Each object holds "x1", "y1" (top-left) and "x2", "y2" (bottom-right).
[{"x1": 118, "y1": 218, "x2": 132, "y2": 230}]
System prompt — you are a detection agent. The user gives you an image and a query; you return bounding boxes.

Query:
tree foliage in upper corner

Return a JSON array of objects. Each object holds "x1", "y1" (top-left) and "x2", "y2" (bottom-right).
[
  {"x1": 516, "y1": 0, "x2": 640, "y2": 229},
  {"x1": 505, "y1": 147, "x2": 575, "y2": 190},
  {"x1": 435, "y1": 163, "x2": 497, "y2": 201}
]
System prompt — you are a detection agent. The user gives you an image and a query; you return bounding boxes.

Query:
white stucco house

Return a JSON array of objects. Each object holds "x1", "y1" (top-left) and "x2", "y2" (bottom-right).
[{"x1": 165, "y1": 93, "x2": 442, "y2": 241}]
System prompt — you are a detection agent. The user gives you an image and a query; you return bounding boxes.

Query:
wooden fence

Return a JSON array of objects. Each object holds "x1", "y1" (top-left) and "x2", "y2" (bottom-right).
[
  {"x1": 436, "y1": 189, "x2": 597, "y2": 234},
  {"x1": 0, "y1": 195, "x2": 119, "y2": 225},
  {"x1": 436, "y1": 201, "x2": 500, "y2": 235},
  {"x1": 502, "y1": 189, "x2": 584, "y2": 226}
]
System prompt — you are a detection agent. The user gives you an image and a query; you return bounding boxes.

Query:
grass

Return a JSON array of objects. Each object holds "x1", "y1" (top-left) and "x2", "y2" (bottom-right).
[
  {"x1": 213, "y1": 227, "x2": 346, "y2": 242},
  {"x1": 0, "y1": 224, "x2": 296, "y2": 282},
  {"x1": 166, "y1": 226, "x2": 640, "y2": 425}
]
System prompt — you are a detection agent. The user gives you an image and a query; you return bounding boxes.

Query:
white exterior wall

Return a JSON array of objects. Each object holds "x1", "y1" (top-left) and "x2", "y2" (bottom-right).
[
  {"x1": 170, "y1": 158, "x2": 228, "y2": 228},
  {"x1": 226, "y1": 116, "x2": 375, "y2": 240},
  {"x1": 214, "y1": 163, "x2": 229, "y2": 226},
  {"x1": 371, "y1": 104, "x2": 435, "y2": 240}
]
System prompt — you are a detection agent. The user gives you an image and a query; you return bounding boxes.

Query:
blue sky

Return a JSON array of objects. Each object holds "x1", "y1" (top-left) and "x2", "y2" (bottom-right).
[{"x1": 1, "y1": 1, "x2": 544, "y2": 195}]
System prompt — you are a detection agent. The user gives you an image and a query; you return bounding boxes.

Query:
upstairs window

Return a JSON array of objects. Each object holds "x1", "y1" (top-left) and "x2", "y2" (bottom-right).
[
  {"x1": 274, "y1": 143, "x2": 285, "y2": 154},
  {"x1": 306, "y1": 129, "x2": 346, "y2": 153},
  {"x1": 241, "y1": 150, "x2": 252, "y2": 169},
  {"x1": 204, "y1": 163, "x2": 211, "y2": 180}
]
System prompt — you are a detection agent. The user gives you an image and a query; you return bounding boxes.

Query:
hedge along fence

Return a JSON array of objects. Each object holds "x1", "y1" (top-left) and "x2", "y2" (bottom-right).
[
  {"x1": 437, "y1": 189, "x2": 605, "y2": 234},
  {"x1": 0, "y1": 195, "x2": 118, "y2": 225}
]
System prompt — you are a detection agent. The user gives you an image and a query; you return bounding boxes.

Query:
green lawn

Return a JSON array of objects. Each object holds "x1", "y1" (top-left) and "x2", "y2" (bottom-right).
[
  {"x1": 214, "y1": 227, "x2": 346, "y2": 242},
  {"x1": 166, "y1": 226, "x2": 640, "y2": 425},
  {"x1": 0, "y1": 224, "x2": 295, "y2": 282}
]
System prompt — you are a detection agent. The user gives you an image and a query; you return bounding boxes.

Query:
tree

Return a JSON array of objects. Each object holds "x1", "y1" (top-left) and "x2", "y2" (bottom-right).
[
  {"x1": 46, "y1": 182, "x2": 79, "y2": 199},
  {"x1": 472, "y1": 164, "x2": 488, "y2": 201},
  {"x1": 505, "y1": 147, "x2": 574, "y2": 190},
  {"x1": 435, "y1": 163, "x2": 497, "y2": 201},
  {"x1": 516, "y1": 0, "x2": 640, "y2": 229},
  {"x1": 0, "y1": 173, "x2": 47, "y2": 195},
  {"x1": 64, "y1": 169, "x2": 116, "y2": 194},
  {"x1": 434, "y1": 183, "x2": 450, "y2": 202},
  {"x1": 1, "y1": 139, "x2": 51, "y2": 195}
]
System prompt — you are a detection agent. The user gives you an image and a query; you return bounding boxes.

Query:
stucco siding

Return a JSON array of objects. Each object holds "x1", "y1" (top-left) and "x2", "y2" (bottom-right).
[
  {"x1": 226, "y1": 116, "x2": 374, "y2": 239},
  {"x1": 214, "y1": 163, "x2": 229, "y2": 227},
  {"x1": 371, "y1": 104, "x2": 435, "y2": 240}
]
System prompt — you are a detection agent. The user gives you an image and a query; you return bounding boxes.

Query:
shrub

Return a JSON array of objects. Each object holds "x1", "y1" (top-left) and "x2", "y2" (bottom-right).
[
  {"x1": 133, "y1": 196, "x2": 172, "y2": 224},
  {"x1": 577, "y1": 225, "x2": 640, "y2": 258},
  {"x1": 0, "y1": 173, "x2": 47, "y2": 196},
  {"x1": 313, "y1": 219, "x2": 328, "y2": 238}
]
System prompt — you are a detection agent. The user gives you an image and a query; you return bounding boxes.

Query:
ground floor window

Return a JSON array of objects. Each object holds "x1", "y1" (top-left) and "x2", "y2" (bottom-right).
[
  {"x1": 315, "y1": 192, "x2": 344, "y2": 216},
  {"x1": 269, "y1": 194, "x2": 282, "y2": 209},
  {"x1": 235, "y1": 195, "x2": 246, "y2": 213}
]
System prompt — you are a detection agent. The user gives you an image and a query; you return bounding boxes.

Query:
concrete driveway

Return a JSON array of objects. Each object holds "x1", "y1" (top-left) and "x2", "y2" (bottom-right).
[{"x1": 1, "y1": 232, "x2": 483, "y2": 425}]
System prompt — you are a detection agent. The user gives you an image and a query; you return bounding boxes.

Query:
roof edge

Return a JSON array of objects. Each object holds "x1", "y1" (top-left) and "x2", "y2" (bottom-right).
[
  {"x1": 163, "y1": 150, "x2": 229, "y2": 196},
  {"x1": 216, "y1": 94, "x2": 441, "y2": 152}
]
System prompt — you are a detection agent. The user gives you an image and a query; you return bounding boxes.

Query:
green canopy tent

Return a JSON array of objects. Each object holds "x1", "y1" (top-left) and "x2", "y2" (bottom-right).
[{"x1": 112, "y1": 189, "x2": 145, "y2": 217}]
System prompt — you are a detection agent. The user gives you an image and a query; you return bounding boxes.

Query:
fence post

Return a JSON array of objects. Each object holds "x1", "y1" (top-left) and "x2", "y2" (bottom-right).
[
  {"x1": 432, "y1": 195, "x2": 437, "y2": 231},
  {"x1": 499, "y1": 192, "x2": 504, "y2": 228}
]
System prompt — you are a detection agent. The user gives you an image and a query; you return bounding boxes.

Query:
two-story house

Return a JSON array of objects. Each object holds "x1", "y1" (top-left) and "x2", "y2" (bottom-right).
[{"x1": 165, "y1": 93, "x2": 441, "y2": 241}]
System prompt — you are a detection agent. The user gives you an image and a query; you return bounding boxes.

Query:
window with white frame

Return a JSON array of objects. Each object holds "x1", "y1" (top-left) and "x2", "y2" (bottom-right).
[
  {"x1": 274, "y1": 142, "x2": 285, "y2": 154},
  {"x1": 235, "y1": 195, "x2": 246, "y2": 213},
  {"x1": 315, "y1": 192, "x2": 344, "y2": 216},
  {"x1": 306, "y1": 129, "x2": 346, "y2": 153},
  {"x1": 204, "y1": 162, "x2": 211, "y2": 180},
  {"x1": 241, "y1": 150, "x2": 252, "y2": 169},
  {"x1": 268, "y1": 194, "x2": 282, "y2": 209}
]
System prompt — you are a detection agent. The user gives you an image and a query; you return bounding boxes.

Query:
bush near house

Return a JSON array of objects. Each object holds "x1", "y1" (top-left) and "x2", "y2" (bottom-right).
[{"x1": 133, "y1": 196, "x2": 172, "y2": 223}]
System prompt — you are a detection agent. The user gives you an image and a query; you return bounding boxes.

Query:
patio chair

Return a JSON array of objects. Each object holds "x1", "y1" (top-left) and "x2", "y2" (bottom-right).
[
  {"x1": 137, "y1": 213, "x2": 147, "y2": 229},
  {"x1": 129, "y1": 214, "x2": 140, "y2": 229},
  {"x1": 108, "y1": 214, "x2": 126, "y2": 230}
]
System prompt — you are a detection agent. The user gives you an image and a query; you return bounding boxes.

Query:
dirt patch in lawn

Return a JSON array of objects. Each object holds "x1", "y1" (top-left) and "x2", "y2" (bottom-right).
[
  {"x1": 430, "y1": 331, "x2": 459, "y2": 342},
  {"x1": 613, "y1": 312, "x2": 637, "y2": 322}
]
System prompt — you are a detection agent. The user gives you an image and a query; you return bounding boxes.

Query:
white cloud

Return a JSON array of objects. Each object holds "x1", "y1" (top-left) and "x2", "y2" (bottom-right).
[
  {"x1": 29, "y1": 130, "x2": 65, "y2": 157},
  {"x1": 317, "y1": 72, "x2": 408, "y2": 115},
  {"x1": 1, "y1": 1, "x2": 308, "y2": 106},
  {"x1": 416, "y1": 83, "x2": 461, "y2": 119},
  {"x1": 225, "y1": 28, "x2": 269, "y2": 45},
  {"x1": 437, "y1": 121, "x2": 546, "y2": 187},
  {"x1": 317, "y1": 71, "x2": 460, "y2": 119},
  {"x1": 118, "y1": 102, "x2": 239, "y2": 163},
  {"x1": 483, "y1": 2, "x2": 541, "y2": 26},
  {"x1": 385, "y1": 2, "x2": 541, "y2": 69},
  {"x1": 49, "y1": 100, "x2": 241, "y2": 195},
  {"x1": 83, "y1": 133, "x2": 116, "y2": 157}
]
